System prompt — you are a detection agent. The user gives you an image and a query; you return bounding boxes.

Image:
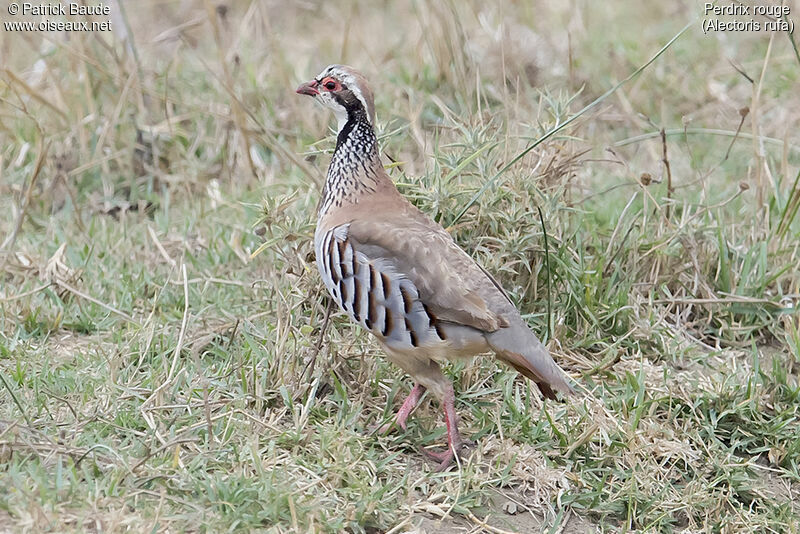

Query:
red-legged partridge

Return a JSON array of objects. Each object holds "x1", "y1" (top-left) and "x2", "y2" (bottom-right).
[{"x1": 296, "y1": 65, "x2": 573, "y2": 469}]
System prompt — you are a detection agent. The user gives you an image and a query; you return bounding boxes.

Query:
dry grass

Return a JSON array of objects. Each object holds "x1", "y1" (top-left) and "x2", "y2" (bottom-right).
[{"x1": 1, "y1": 0, "x2": 799, "y2": 532}]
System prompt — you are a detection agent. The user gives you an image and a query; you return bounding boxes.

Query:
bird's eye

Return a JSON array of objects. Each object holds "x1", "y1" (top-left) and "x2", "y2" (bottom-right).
[{"x1": 325, "y1": 80, "x2": 337, "y2": 90}]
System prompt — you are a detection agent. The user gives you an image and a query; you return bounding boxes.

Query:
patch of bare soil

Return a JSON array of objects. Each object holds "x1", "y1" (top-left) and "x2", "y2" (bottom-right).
[
  {"x1": 405, "y1": 487, "x2": 598, "y2": 533},
  {"x1": 414, "y1": 504, "x2": 597, "y2": 534}
]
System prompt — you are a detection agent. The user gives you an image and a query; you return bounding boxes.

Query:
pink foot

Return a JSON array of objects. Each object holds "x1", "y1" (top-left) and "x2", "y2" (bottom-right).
[
  {"x1": 421, "y1": 385, "x2": 473, "y2": 471},
  {"x1": 374, "y1": 384, "x2": 425, "y2": 434}
]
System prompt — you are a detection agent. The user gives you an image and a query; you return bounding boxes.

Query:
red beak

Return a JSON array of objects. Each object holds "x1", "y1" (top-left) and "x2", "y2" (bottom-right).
[{"x1": 296, "y1": 80, "x2": 319, "y2": 96}]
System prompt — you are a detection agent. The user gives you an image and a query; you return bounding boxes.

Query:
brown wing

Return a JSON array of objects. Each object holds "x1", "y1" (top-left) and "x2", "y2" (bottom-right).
[{"x1": 345, "y1": 216, "x2": 509, "y2": 333}]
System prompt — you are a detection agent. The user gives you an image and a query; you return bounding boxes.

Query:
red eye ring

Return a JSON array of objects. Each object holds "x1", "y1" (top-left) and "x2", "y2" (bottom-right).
[{"x1": 324, "y1": 80, "x2": 337, "y2": 90}]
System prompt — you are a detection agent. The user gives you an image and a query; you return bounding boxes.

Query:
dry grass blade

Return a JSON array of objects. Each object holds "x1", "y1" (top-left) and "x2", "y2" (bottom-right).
[
  {"x1": 661, "y1": 128, "x2": 673, "y2": 219},
  {"x1": 2, "y1": 69, "x2": 68, "y2": 121},
  {"x1": 466, "y1": 511, "x2": 520, "y2": 534},
  {"x1": 0, "y1": 374, "x2": 32, "y2": 427},
  {"x1": 0, "y1": 139, "x2": 49, "y2": 256},
  {"x1": 615, "y1": 128, "x2": 800, "y2": 154},
  {"x1": 55, "y1": 279, "x2": 139, "y2": 325}
]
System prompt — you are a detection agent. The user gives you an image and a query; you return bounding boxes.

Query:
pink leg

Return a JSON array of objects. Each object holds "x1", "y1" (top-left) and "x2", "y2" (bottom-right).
[
  {"x1": 377, "y1": 383, "x2": 425, "y2": 434},
  {"x1": 422, "y1": 383, "x2": 471, "y2": 471}
]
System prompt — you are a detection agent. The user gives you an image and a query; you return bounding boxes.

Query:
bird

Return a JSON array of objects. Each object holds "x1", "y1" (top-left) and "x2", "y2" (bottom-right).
[{"x1": 296, "y1": 65, "x2": 573, "y2": 470}]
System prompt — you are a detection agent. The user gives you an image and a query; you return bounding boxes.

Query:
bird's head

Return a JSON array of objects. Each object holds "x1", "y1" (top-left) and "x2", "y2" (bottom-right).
[{"x1": 296, "y1": 65, "x2": 375, "y2": 131}]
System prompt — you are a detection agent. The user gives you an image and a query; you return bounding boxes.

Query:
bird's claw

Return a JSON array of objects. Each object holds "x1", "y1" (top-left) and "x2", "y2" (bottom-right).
[{"x1": 421, "y1": 439, "x2": 475, "y2": 471}]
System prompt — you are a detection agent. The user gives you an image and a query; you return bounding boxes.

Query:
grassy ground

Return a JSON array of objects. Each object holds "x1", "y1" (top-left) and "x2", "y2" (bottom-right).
[{"x1": 1, "y1": 0, "x2": 799, "y2": 532}]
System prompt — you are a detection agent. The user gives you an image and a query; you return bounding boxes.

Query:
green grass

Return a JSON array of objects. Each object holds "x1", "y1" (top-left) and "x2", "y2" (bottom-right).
[{"x1": 1, "y1": 1, "x2": 799, "y2": 532}]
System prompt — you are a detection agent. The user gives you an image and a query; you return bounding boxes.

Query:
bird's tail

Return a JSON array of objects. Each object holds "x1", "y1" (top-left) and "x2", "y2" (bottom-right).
[{"x1": 486, "y1": 317, "x2": 574, "y2": 400}]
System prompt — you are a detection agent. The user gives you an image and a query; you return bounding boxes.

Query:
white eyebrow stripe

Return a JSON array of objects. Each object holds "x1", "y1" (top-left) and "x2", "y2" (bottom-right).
[
  {"x1": 316, "y1": 67, "x2": 373, "y2": 125},
  {"x1": 349, "y1": 85, "x2": 371, "y2": 124}
]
